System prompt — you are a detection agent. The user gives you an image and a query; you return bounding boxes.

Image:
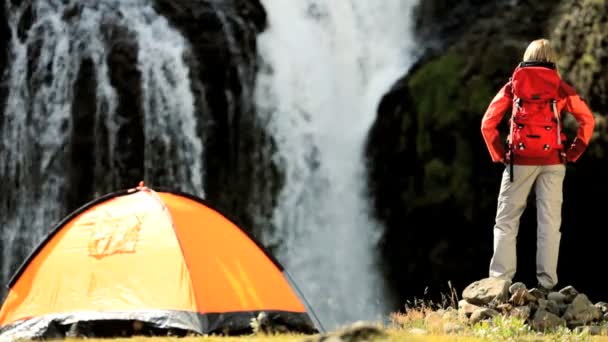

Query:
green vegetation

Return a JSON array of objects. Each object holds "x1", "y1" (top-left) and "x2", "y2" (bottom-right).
[
  {"x1": 388, "y1": 305, "x2": 604, "y2": 341},
  {"x1": 409, "y1": 53, "x2": 466, "y2": 133},
  {"x1": 404, "y1": 51, "x2": 495, "y2": 217}
]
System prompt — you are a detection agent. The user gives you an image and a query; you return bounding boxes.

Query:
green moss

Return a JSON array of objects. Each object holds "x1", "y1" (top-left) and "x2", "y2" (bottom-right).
[
  {"x1": 400, "y1": 49, "x2": 501, "y2": 218},
  {"x1": 417, "y1": 158, "x2": 451, "y2": 206},
  {"x1": 466, "y1": 76, "x2": 494, "y2": 118},
  {"x1": 408, "y1": 53, "x2": 465, "y2": 159},
  {"x1": 581, "y1": 53, "x2": 598, "y2": 69},
  {"x1": 408, "y1": 53, "x2": 465, "y2": 130}
]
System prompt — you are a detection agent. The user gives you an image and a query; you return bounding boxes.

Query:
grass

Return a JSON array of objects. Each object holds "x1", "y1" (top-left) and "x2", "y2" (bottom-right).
[
  {"x1": 51, "y1": 330, "x2": 608, "y2": 342},
  {"x1": 384, "y1": 295, "x2": 608, "y2": 342},
  {"x1": 42, "y1": 312, "x2": 608, "y2": 342}
]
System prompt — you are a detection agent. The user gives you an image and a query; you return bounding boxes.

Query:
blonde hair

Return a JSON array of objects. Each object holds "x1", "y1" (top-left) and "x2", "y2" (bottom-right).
[{"x1": 523, "y1": 39, "x2": 557, "y2": 63}]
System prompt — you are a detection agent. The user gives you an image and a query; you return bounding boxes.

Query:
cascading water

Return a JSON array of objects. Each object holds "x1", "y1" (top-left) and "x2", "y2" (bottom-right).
[
  {"x1": 255, "y1": 1, "x2": 417, "y2": 330},
  {"x1": 0, "y1": 0, "x2": 203, "y2": 296}
]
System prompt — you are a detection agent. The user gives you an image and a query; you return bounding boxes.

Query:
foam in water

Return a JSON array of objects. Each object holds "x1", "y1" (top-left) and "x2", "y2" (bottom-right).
[
  {"x1": 0, "y1": 0, "x2": 203, "y2": 295},
  {"x1": 255, "y1": 0, "x2": 417, "y2": 330}
]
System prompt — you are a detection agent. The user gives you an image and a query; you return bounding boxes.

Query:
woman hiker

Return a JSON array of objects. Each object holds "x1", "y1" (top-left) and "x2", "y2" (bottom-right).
[{"x1": 480, "y1": 38, "x2": 595, "y2": 293}]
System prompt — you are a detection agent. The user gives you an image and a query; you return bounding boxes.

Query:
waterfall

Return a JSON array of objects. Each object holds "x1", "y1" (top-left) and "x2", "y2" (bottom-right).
[
  {"x1": 255, "y1": 1, "x2": 417, "y2": 330},
  {"x1": 0, "y1": 0, "x2": 203, "y2": 296}
]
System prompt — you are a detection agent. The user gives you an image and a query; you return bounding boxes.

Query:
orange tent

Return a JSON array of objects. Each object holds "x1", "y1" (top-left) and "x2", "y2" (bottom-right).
[{"x1": 0, "y1": 184, "x2": 320, "y2": 339}]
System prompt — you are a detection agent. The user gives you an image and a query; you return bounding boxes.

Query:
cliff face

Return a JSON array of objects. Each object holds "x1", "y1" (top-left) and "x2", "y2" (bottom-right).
[
  {"x1": 367, "y1": 0, "x2": 608, "y2": 305},
  {"x1": 553, "y1": 0, "x2": 608, "y2": 115},
  {"x1": 153, "y1": 0, "x2": 277, "y2": 232}
]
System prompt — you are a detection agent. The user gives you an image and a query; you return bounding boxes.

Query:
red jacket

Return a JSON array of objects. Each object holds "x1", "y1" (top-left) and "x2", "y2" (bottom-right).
[{"x1": 481, "y1": 75, "x2": 595, "y2": 165}]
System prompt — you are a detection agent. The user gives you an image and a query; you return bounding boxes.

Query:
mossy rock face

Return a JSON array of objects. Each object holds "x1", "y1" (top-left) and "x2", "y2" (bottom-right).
[
  {"x1": 552, "y1": 0, "x2": 608, "y2": 113},
  {"x1": 404, "y1": 51, "x2": 494, "y2": 212},
  {"x1": 551, "y1": 0, "x2": 608, "y2": 160}
]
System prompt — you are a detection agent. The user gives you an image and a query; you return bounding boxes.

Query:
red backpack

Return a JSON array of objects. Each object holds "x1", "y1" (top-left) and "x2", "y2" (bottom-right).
[{"x1": 508, "y1": 62, "x2": 565, "y2": 160}]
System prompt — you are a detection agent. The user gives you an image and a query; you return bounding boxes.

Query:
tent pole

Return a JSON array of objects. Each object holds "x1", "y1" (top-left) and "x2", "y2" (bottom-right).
[{"x1": 283, "y1": 270, "x2": 326, "y2": 333}]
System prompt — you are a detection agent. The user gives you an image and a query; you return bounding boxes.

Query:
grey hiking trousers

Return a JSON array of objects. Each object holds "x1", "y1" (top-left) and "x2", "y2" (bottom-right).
[{"x1": 489, "y1": 164, "x2": 566, "y2": 289}]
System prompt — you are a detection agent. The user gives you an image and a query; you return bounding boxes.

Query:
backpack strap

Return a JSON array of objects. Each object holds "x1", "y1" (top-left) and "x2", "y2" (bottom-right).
[
  {"x1": 506, "y1": 78, "x2": 516, "y2": 182},
  {"x1": 550, "y1": 99, "x2": 561, "y2": 146}
]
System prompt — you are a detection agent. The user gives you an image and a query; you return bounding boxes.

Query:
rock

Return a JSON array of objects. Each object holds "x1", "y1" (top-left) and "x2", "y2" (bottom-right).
[
  {"x1": 563, "y1": 294, "x2": 602, "y2": 325},
  {"x1": 458, "y1": 299, "x2": 481, "y2": 317},
  {"x1": 303, "y1": 322, "x2": 386, "y2": 342},
  {"x1": 462, "y1": 278, "x2": 510, "y2": 306},
  {"x1": 547, "y1": 292, "x2": 567, "y2": 303},
  {"x1": 545, "y1": 299, "x2": 561, "y2": 317},
  {"x1": 595, "y1": 301, "x2": 608, "y2": 314},
  {"x1": 509, "y1": 282, "x2": 527, "y2": 294},
  {"x1": 530, "y1": 309, "x2": 566, "y2": 332},
  {"x1": 510, "y1": 306, "x2": 531, "y2": 321},
  {"x1": 509, "y1": 288, "x2": 529, "y2": 306},
  {"x1": 537, "y1": 298, "x2": 547, "y2": 311},
  {"x1": 528, "y1": 288, "x2": 547, "y2": 300},
  {"x1": 337, "y1": 322, "x2": 387, "y2": 342},
  {"x1": 559, "y1": 286, "x2": 579, "y2": 303},
  {"x1": 469, "y1": 308, "x2": 499, "y2": 325}
]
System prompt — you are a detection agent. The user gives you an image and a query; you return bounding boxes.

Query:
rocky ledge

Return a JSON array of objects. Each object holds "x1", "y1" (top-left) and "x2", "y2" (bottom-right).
[{"x1": 459, "y1": 277, "x2": 608, "y2": 334}]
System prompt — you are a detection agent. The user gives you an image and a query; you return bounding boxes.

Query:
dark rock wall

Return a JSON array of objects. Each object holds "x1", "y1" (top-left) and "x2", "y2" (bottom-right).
[{"x1": 154, "y1": 0, "x2": 276, "y2": 233}]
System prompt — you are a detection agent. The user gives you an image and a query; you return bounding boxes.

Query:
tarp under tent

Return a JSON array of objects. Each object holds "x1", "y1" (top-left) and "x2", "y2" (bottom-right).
[{"x1": 0, "y1": 183, "x2": 320, "y2": 340}]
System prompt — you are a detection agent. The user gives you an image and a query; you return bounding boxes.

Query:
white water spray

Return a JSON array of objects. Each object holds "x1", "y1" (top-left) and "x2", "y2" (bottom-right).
[{"x1": 255, "y1": 1, "x2": 417, "y2": 330}]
